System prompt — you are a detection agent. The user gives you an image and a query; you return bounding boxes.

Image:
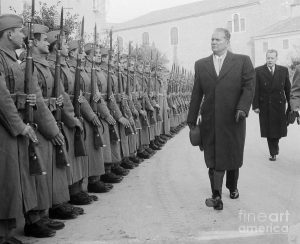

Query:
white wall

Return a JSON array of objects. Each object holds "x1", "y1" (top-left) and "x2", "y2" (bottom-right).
[{"x1": 254, "y1": 33, "x2": 300, "y2": 67}]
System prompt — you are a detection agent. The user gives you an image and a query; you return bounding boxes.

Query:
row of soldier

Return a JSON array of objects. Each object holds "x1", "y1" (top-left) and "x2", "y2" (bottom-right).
[{"x1": 0, "y1": 12, "x2": 191, "y2": 243}]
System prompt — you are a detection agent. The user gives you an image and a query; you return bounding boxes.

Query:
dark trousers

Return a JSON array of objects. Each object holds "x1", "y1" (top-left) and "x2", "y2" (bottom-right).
[
  {"x1": 208, "y1": 168, "x2": 239, "y2": 198},
  {"x1": 267, "y1": 138, "x2": 280, "y2": 156}
]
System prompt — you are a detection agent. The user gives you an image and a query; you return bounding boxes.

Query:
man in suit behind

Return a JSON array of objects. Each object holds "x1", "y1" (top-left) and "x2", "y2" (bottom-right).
[
  {"x1": 252, "y1": 49, "x2": 291, "y2": 161},
  {"x1": 187, "y1": 28, "x2": 255, "y2": 210}
]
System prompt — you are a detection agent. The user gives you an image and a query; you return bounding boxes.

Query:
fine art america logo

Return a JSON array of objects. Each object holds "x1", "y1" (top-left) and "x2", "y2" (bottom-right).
[{"x1": 238, "y1": 210, "x2": 290, "y2": 234}]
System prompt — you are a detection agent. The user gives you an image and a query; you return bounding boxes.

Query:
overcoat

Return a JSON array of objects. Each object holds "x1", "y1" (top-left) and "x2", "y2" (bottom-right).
[
  {"x1": 290, "y1": 65, "x2": 300, "y2": 111},
  {"x1": 252, "y1": 64, "x2": 291, "y2": 138},
  {"x1": 0, "y1": 47, "x2": 39, "y2": 219},
  {"x1": 187, "y1": 52, "x2": 255, "y2": 170}
]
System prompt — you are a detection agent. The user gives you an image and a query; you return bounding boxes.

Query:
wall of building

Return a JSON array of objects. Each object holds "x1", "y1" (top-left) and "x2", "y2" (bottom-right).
[
  {"x1": 114, "y1": 0, "x2": 292, "y2": 70},
  {"x1": 254, "y1": 32, "x2": 300, "y2": 67}
]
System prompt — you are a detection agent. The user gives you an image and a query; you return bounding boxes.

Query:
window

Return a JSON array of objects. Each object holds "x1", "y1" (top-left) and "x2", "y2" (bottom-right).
[
  {"x1": 240, "y1": 18, "x2": 245, "y2": 32},
  {"x1": 233, "y1": 14, "x2": 240, "y2": 32},
  {"x1": 283, "y1": 39, "x2": 289, "y2": 49},
  {"x1": 170, "y1": 27, "x2": 178, "y2": 45},
  {"x1": 228, "y1": 14, "x2": 246, "y2": 33},
  {"x1": 142, "y1": 32, "x2": 149, "y2": 45},
  {"x1": 263, "y1": 42, "x2": 268, "y2": 52}
]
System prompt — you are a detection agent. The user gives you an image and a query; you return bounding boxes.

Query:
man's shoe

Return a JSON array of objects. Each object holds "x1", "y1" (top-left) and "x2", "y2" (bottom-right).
[
  {"x1": 40, "y1": 217, "x2": 65, "y2": 230},
  {"x1": 4, "y1": 237, "x2": 23, "y2": 244},
  {"x1": 111, "y1": 165, "x2": 130, "y2": 176},
  {"x1": 49, "y1": 204, "x2": 77, "y2": 220},
  {"x1": 150, "y1": 143, "x2": 161, "y2": 151},
  {"x1": 88, "y1": 180, "x2": 113, "y2": 193},
  {"x1": 269, "y1": 155, "x2": 276, "y2": 161},
  {"x1": 205, "y1": 196, "x2": 223, "y2": 210},
  {"x1": 24, "y1": 220, "x2": 56, "y2": 238},
  {"x1": 129, "y1": 156, "x2": 142, "y2": 164},
  {"x1": 101, "y1": 172, "x2": 123, "y2": 183},
  {"x1": 64, "y1": 203, "x2": 84, "y2": 215},
  {"x1": 120, "y1": 160, "x2": 135, "y2": 169},
  {"x1": 229, "y1": 189, "x2": 239, "y2": 199},
  {"x1": 69, "y1": 192, "x2": 92, "y2": 205},
  {"x1": 123, "y1": 157, "x2": 139, "y2": 167},
  {"x1": 137, "y1": 151, "x2": 150, "y2": 159}
]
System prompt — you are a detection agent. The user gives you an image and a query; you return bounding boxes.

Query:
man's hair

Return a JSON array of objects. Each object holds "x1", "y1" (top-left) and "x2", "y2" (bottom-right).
[
  {"x1": 266, "y1": 49, "x2": 278, "y2": 57},
  {"x1": 215, "y1": 28, "x2": 231, "y2": 41}
]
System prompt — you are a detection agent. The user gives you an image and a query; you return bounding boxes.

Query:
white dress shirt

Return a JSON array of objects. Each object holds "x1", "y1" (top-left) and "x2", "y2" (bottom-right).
[{"x1": 213, "y1": 51, "x2": 227, "y2": 76}]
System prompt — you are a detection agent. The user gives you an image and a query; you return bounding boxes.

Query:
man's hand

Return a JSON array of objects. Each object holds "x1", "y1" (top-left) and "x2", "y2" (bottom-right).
[
  {"x1": 26, "y1": 94, "x2": 36, "y2": 106},
  {"x1": 235, "y1": 110, "x2": 246, "y2": 123},
  {"x1": 93, "y1": 92, "x2": 101, "y2": 103},
  {"x1": 140, "y1": 110, "x2": 147, "y2": 117},
  {"x1": 253, "y1": 108, "x2": 260, "y2": 114},
  {"x1": 21, "y1": 125, "x2": 38, "y2": 143},
  {"x1": 118, "y1": 117, "x2": 131, "y2": 128},
  {"x1": 51, "y1": 132, "x2": 64, "y2": 146},
  {"x1": 56, "y1": 95, "x2": 64, "y2": 107},
  {"x1": 74, "y1": 118, "x2": 83, "y2": 132},
  {"x1": 91, "y1": 115, "x2": 101, "y2": 127},
  {"x1": 106, "y1": 115, "x2": 116, "y2": 125}
]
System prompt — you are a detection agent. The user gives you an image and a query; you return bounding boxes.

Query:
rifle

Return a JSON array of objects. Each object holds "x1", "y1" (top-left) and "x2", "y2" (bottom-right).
[
  {"x1": 140, "y1": 60, "x2": 150, "y2": 127},
  {"x1": 73, "y1": 17, "x2": 87, "y2": 156},
  {"x1": 117, "y1": 42, "x2": 135, "y2": 136},
  {"x1": 90, "y1": 23, "x2": 105, "y2": 149},
  {"x1": 24, "y1": 0, "x2": 46, "y2": 175},
  {"x1": 154, "y1": 52, "x2": 162, "y2": 122},
  {"x1": 107, "y1": 29, "x2": 120, "y2": 142},
  {"x1": 53, "y1": 7, "x2": 70, "y2": 168},
  {"x1": 147, "y1": 59, "x2": 156, "y2": 125},
  {"x1": 131, "y1": 45, "x2": 142, "y2": 129}
]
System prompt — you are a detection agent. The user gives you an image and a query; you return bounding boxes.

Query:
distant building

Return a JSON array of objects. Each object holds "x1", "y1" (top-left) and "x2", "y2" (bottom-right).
[{"x1": 109, "y1": 0, "x2": 300, "y2": 69}]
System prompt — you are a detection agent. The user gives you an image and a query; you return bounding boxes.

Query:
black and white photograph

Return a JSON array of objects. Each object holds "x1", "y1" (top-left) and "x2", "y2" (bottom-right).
[{"x1": 0, "y1": 0, "x2": 300, "y2": 243}]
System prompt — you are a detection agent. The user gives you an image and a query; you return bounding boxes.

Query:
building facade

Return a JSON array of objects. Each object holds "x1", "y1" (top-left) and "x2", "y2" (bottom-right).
[{"x1": 111, "y1": 0, "x2": 300, "y2": 69}]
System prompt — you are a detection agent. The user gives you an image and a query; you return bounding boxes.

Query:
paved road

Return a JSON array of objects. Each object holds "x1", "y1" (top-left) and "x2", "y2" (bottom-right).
[{"x1": 19, "y1": 112, "x2": 300, "y2": 244}]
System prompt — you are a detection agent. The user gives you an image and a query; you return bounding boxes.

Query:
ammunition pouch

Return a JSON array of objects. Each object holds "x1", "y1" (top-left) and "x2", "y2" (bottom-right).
[
  {"x1": 74, "y1": 118, "x2": 87, "y2": 157},
  {"x1": 44, "y1": 98, "x2": 57, "y2": 112},
  {"x1": 10, "y1": 93, "x2": 27, "y2": 110},
  {"x1": 109, "y1": 123, "x2": 120, "y2": 142},
  {"x1": 93, "y1": 125, "x2": 105, "y2": 149}
]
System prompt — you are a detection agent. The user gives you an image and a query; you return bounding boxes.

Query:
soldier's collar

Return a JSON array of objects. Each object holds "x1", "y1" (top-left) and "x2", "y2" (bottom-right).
[
  {"x1": 32, "y1": 54, "x2": 49, "y2": 67},
  {"x1": 0, "y1": 46, "x2": 18, "y2": 61}
]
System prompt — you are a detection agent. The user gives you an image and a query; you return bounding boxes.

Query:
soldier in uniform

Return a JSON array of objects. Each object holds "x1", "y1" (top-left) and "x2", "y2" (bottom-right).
[
  {"x1": 84, "y1": 42, "x2": 127, "y2": 185},
  {"x1": 24, "y1": 24, "x2": 85, "y2": 237},
  {"x1": 0, "y1": 15, "x2": 60, "y2": 240},
  {"x1": 66, "y1": 40, "x2": 105, "y2": 200},
  {"x1": 99, "y1": 47, "x2": 138, "y2": 173}
]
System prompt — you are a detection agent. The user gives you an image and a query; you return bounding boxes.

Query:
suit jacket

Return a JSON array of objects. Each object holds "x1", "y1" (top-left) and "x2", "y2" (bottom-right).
[
  {"x1": 187, "y1": 51, "x2": 255, "y2": 170},
  {"x1": 253, "y1": 64, "x2": 290, "y2": 138}
]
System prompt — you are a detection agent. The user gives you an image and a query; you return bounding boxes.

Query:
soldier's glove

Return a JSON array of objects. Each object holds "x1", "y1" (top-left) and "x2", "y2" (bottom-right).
[{"x1": 235, "y1": 110, "x2": 246, "y2": 123}]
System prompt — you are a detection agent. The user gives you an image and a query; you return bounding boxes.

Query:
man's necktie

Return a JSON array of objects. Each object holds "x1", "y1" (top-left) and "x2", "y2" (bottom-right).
[{"x1": 269, "y1": 66, "x2": 273, "y2": 75}]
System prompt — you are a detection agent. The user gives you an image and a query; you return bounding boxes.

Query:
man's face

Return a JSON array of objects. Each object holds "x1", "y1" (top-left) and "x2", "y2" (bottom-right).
[
  {"x1": 95, "y1": 48, "x2": 101, "y2": 63},
  {"x1": 211, "y1": 30, "x2": 229, "y2": 55},
  {"x1": 102, "y1": 55, "x2": 108, "y2": 64},
  {"x1": 266, "y1": 52, "x2": 277, "y2": 67},
  {"x1": 35, "y1": 33, "x2": 49, "y2": 54},
  {"x1": 61, "y1": 38, "x2": 68, "y2": 57},
  {"x1": 10, "y1": 27, "x2": 25, "y2": 49},
  {"x1": 129, "y1": 60, "x2": 135, "y2": 72}
]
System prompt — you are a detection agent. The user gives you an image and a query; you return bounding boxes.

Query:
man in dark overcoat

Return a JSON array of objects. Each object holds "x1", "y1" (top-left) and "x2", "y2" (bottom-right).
[
  {"x1": 187, "y1": 28, "x2": 255, "y2": 210},
  {"x1": 252, "y1": 49, "x2": 291, "y2": 161}
]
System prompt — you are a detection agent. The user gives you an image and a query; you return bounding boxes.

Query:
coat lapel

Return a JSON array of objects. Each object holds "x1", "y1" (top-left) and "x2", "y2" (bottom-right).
[
  {"x1": 218, "y1": 52, "x2": 235, "y2": 80},
  {"x1": 203, "y1": 55, "x2": 217, "y2": 80}
]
